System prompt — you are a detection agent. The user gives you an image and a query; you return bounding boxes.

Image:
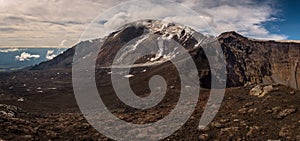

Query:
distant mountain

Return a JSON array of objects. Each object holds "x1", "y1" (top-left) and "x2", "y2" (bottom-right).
[{"x1": 30, "y1": 20, "x2": 300, "y2": 89}]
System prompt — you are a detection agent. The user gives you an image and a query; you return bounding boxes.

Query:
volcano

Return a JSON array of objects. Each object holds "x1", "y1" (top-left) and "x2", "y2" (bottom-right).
[{"x1": 0, "y1": 20, "x2": 299, "y2": 140}]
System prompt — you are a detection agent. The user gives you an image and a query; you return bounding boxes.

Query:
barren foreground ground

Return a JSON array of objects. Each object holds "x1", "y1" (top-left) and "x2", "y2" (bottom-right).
[{"x1": 0, "y1": 69, "x2": 299, "y2": 140}]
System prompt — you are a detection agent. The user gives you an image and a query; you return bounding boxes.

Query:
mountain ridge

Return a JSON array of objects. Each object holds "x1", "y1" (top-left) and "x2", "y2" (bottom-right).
[{"x1": 29, "y1": 21, "x2": 300, "y2": 89}]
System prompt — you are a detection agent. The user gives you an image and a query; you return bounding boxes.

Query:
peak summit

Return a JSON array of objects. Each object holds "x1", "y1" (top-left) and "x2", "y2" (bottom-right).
[
  {"x1": 218, "y1": 31, "x2": 246, "y2": 39},
  {"x1": 113, "y1": 20, "x2": 199, "y2": 42}
]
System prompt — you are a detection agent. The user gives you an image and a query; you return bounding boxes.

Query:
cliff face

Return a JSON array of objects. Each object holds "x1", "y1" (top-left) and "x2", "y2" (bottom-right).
[
  {"x1": 30, "y1": 22, "x2": 300, "y2": 89},
  {"x1": 219, "y1": 31, "x2": 300, "y2": 89}
]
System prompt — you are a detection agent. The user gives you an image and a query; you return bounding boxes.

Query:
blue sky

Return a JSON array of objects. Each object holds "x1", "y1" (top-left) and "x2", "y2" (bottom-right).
[
  {"x1": 262, "y1": 0, "x2": 300, "y2": 40},
  {"x1": 0, "y1": 48, "x2": 66, "y2": 70},
  {"x1": 275, "y1": 0, "x2": 300, "y2": 40}
]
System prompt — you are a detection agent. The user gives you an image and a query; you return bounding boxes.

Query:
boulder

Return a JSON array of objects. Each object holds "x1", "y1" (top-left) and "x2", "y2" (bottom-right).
[{"x1": 249, "y1": 85, "x2": 274, "y2": 97}]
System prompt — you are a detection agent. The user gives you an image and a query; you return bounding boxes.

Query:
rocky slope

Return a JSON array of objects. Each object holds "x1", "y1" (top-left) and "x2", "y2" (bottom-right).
[
  {"x1": 219, "y1": 31, "x2": 300, "y2": 89},
  {"x1": 0, "y1": 81, "x2": 299, "y2": 140},
  {"x1": 29, "y1": 20, "x2": 300, "y2": 89}
]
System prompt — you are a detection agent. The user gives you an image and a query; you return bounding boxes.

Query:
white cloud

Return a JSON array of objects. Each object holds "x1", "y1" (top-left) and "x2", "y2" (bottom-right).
[
  {"x1": 46, "y1": 50, "x2": 57, "y2": 60},
  {"x1": 0, "y1": 48, "x2": 20, "y2": 53},
  {"x1": 96, "y1": 0, "x2": 288, "y2": 40},
  {"x1": 15, "y1": 52, "x2": 40, "y2": 61},
  {"x1": 0, "y1": 0, "x2": 124, "y2": 47},
  {"x1": 0, "y1": 0, "x2": 288, "y2": 48},
  {"x1": 59, "y1": 39, "x2": 67, "y2": 46},
  {"x1": 104, "y1": 12, "x2": 129, "y2": 30},
  {"x1": 199, "y1": 2, "x2": 287, "y2": 40}
]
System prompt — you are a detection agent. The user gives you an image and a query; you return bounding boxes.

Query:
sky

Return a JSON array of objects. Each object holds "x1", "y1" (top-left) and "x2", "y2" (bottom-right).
[
  {"x1": 0, "y1": 0, "x2": 298, "y2": 48},
  {"x1": 0, "y1": 48, "x2": 66, "y2": 70},
  {"x1": 271, "y1": 1, "x2": 300, "y2": 40}
]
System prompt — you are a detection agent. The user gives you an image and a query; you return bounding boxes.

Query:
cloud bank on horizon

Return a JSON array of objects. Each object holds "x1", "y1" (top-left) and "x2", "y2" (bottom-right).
[
  {"x1": 0, "y1": 0, "x2": 287, "y2": 48},
  {"x1": 46, "y1": 50, "x2": 58, "y2": 60},
  {"x1": 0, "y1": 48, "x2": 20, "y2": 53},
  {"x1": 15, "y1": 52, "x2": 40, "y2": 61}
]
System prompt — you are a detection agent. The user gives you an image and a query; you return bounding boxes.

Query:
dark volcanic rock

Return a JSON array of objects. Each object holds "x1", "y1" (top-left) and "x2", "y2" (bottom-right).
[
  {"x1": 0, "y1": 86, "x2": 299, "y2": 140},
  {"x1": 219, "y1": 31, "x2": 300, "y2": 89},
  {"x1": 31, "y1": 47, "x2": 75, "y2": 70},
  {"x1": 29, "y1": 20, "x2": 300, "y2": 90}
]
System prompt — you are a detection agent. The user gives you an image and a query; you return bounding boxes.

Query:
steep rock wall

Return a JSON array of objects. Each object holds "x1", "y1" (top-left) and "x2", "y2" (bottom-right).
[{"x1": 220, "y1": 32, "x2": 300, "y2": 89}]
